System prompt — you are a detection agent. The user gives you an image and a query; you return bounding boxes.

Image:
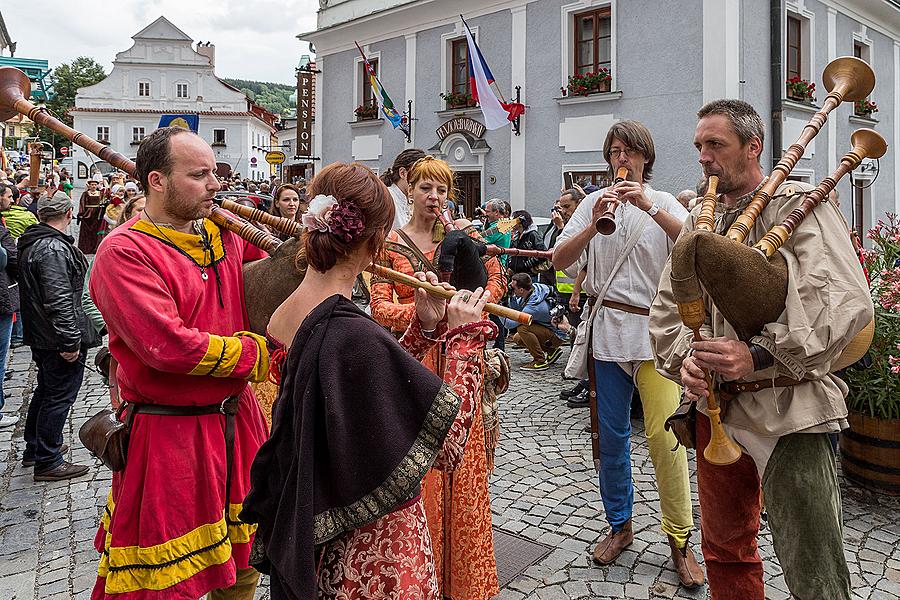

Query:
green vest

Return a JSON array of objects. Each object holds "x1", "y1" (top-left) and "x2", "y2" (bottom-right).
[{"x1": 555, "y1": 270, "x2": 575, "y2": 294}]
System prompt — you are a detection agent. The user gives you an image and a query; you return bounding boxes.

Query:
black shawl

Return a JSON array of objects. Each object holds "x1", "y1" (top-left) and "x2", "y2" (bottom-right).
[{"x1": 240, "y1": 294, "x2": 461, "y2": 600}]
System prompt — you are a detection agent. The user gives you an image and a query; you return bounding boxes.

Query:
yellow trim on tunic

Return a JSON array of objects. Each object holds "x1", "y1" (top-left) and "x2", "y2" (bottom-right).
[
  {"x1": 188, "y1": 331, "x2": 269, "y2": 380},
  {"x1": 235, "y1": 331, "x2": 269, "y2": 383},
  {"x1": 129, "y1": 218, "x2": 225, "y2": 265},
  {"x1": 98, "y1": 497, "x2": 257, "y2": 593}
]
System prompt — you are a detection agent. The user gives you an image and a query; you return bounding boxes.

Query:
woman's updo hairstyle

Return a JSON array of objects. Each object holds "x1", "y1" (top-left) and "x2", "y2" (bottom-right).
[
  {"x1": 406, "y1": 156, "x2": 457, "y2": 201},
  {"x1": 379, "y1": 148, "x2": 426, "y2": 186},
  {"x1": 304, "y1": 162, "x2": 394, "y2": 272}
]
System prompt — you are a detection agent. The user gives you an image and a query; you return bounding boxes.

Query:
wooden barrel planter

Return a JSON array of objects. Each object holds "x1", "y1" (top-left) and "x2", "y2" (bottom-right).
[{"x1": 840, "y1": 411, "x2": 900, "y2": 495}]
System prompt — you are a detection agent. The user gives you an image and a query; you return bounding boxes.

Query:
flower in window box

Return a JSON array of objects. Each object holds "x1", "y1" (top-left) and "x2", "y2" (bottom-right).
[
  {"x1": 785, "y1": 76, "x2": 816, "y2": 103},
  {"x1": 354, "y1": 103, "x2": 379, "y2": 121},
  {"x1": 566, "y1": 69, "x2": 612, "y2": 97},
  {"x1": 440, "y1": 91, "x2": 476, "y2": 109},
  {"x1": 854, "y1": 99, "x2": 878, "y2": 118}
]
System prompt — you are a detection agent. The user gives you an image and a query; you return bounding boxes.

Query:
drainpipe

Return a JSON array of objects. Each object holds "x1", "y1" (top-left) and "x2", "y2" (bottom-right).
[{"x1": 770, "y1": 0, "x2": 783, "y2": 169}]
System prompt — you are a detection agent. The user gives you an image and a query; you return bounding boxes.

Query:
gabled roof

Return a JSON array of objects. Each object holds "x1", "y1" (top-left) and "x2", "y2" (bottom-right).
[{"x1": 132, "y1": 16, "x2": 193, "y2": 42}]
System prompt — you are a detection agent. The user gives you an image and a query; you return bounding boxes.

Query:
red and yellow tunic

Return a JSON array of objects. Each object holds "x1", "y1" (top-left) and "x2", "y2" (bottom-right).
[{"x1": 88, "y1": 216, "x2": 270, "y2": 599}]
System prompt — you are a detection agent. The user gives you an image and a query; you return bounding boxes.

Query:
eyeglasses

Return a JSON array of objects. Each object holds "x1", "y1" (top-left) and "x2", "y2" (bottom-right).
[{"x1": 608, "y1": 147, "x2": 641, "y2": 159}]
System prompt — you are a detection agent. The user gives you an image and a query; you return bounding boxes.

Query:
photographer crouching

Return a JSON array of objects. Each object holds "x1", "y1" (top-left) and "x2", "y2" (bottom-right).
[{"x1": 502, "y1": 273, "x2": 566, "y2": 371}]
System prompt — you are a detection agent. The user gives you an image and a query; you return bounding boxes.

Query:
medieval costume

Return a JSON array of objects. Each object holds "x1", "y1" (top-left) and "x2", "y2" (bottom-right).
[
  {"x1": 89, "y1": 216, "x2": 270, "y2": 599},
  {"x1": 370, "y1": 230, "x2": 505, "y2": 600},
  {"x1": 240, "y1": 295, "x2": 495, "y2": 599},
  {"x1": 77, "y1": 187, "x2": 105, "y2": 254},
  {"x1": 650, "y1": 181, "x2": 874, "y2": 600}
]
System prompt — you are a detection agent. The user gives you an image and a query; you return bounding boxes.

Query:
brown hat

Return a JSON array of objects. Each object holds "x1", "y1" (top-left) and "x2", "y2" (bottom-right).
[{"x1": 37, "y1": 190, "x2": 73, "y2": 220}]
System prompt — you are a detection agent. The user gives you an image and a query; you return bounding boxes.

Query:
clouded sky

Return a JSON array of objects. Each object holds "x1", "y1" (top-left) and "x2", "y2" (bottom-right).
[{"x1": 3, "y1": 1, "x2": 319, "y2": 84}]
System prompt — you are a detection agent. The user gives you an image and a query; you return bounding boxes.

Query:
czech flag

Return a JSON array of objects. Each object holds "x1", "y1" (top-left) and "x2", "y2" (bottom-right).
[{"x1": 462, "y1": 16, "x2": 526, "y2": 130}]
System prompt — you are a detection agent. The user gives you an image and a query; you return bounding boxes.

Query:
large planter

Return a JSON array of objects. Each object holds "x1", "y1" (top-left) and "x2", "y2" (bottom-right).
[{"x1": 840, "y1": 411, "x2": 900, "y2": 495}]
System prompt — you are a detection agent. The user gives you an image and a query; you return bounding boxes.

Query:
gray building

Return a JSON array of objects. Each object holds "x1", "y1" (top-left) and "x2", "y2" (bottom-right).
[{"x1": 301, "y1": 0, "x2": 899, "y2": 240}]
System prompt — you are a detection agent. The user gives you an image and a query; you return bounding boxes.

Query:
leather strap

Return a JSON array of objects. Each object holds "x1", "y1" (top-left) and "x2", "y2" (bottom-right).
[
  {"x1": 129, "y1": 397, "x2": 240, "y2": 520},
  {"x1": 720, "y1": 377, "x2": 807, "y2": 395},
  {"x1": 600, "y1": 299, "x2": 650, "y2": 316}
]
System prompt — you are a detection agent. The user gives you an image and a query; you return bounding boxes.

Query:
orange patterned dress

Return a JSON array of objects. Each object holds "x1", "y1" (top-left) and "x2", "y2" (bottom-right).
[{"x1": 371, "y1": 230, "x2": 505, "y2": 600}]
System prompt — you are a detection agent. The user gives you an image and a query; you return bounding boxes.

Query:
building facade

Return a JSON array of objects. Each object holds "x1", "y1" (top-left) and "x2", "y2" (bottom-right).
[
  {"x1": 71, "y1": 17, "x2": 277, "y2": 185},
  {"x1": 302, "y1": 0, "x2": 899, "y2": 240}
]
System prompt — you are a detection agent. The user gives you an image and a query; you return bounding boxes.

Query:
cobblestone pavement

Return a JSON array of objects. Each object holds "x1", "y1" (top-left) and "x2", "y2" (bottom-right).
[{"x1": 1, "y1": 343, "x2": 899, "y2": 599}]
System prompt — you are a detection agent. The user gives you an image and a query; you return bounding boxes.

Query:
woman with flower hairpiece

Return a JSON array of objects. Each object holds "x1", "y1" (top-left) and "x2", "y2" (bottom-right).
[
  {"x1": 240, "y1": 162, "x2": 497, "y2": 600},
  {"x1": 371, "y1": 156, "x2": 504, "y2": 600}
]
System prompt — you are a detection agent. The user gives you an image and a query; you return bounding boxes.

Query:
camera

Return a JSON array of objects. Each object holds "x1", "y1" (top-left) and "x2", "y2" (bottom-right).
[{"x1": 548, "y1": 302, "x2": 568, "y2": 321}]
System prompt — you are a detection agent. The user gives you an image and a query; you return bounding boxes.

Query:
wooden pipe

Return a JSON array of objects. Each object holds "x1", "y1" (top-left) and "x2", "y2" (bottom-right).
[
  {"x1": 676, "y1": 298, "x2": 742, "y2": 466},
  {"x1": 366, "y1": 263, "x2": 532, "y2": 325},
  {"x1": 486, "y1": 246, "x2": 554, "y2": 259},
  {"x1": 595, "y1": 167, "x2": 628, "y2": 235},
  {"x1": 217, "y1": 198, "x2": 302, "y2": 238},
  {"x1": 694, "y1": 176, "x2": 719, "y2": 232}
]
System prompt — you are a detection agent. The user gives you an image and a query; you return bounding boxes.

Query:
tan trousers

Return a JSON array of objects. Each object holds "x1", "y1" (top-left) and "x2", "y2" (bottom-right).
[
  {"x1": 512, "y1": 323, "x2": 562, "y2": 361},
  {"x1": 206, "y1": 568, "x2": 260, "y2": 600}
]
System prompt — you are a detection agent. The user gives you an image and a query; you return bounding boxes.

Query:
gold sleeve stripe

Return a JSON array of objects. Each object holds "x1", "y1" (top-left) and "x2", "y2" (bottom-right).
[
  {"x1": 234, "y1": 331, "x2": 270, "y2": 383},
  {"x1": 189, "y1": 335, "x2": 244, "y2": 378}
]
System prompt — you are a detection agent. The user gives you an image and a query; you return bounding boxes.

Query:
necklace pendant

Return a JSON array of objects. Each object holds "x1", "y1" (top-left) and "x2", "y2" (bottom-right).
[{"x1": 201, "y1": 271, "x2": 209, "y2": 281}]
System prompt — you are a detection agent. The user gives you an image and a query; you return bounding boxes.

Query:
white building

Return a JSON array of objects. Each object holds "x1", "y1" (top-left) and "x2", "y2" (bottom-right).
[{"x1": 71, "y1": 16, "x2": 278, "y2": 185}]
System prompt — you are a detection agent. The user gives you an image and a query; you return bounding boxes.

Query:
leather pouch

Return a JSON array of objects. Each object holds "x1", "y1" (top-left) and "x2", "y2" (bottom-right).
[
  {"x1": 79, "y1": 405, "x2": 131, "y2": 472},
  {"x1": 664, "y1": 399, "x2": 697, "y2": 450}
]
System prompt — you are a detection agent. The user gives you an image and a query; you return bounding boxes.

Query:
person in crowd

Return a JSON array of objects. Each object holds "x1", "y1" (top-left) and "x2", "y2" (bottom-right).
[
  {"x1": 508, "y1": 210, "x2": 548, "y2": 277},
  {"x1": 59, "y1": 173, "x2": 74, "y2": 198},
  {"x1": 503, "y1": 273, "x2": 565, "y2": 370},
  {"x1": 676, "y1": 189, "x2": 697, "y2": 210},
  {"x1": 115, "y1": 193, "x2": 146, "y2": 227},
  {"x1": 241, "y1": 161, "x2": 494, "y2": 599},
  {"x1": 88, "y1": 128, "x2": 270, "y2": 599},
  {"x1": 76, "y1": 176, "x2": 104, "y2": 254},
  {"x1": 0, "y1": 185, "x2": 18, "y2": 429},
  {"x1": 553, "y1": 120, "x2": 702, "y2": 587},
  {"x1": 123, "y1": 180, "x2": 140, "y2": 198},
  {"x1": 266, "y1": 184, "x2": 304, "y2": 241},
  {"x1": 371, "y1": 156, "x2": 503, "y2": 600},
  {"x1": 380, "y1": 148, "x2": 427, "y2": 230},
  {"x1": 479, "y1": 197, "x2": 512, "y2": 350},
  {"x1": 18, "y1": 191, "x2": 99, "y2": 480},
  {"x1": 2, "y1": 182, "x2": 38, "y2": 239},
  {"x1": 650, "y1": 99, "x2": 872, "y2": 600}
]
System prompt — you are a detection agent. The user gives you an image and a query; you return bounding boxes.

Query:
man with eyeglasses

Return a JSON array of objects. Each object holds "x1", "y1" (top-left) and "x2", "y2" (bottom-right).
[{"x1": 553, "y1": 120, "x2": 702, "y2": 587}]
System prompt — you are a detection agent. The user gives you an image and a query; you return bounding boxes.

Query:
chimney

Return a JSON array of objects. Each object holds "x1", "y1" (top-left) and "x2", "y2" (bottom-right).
[{"x1": 197, "y1": 41, "x2": 215, "y2": 67}]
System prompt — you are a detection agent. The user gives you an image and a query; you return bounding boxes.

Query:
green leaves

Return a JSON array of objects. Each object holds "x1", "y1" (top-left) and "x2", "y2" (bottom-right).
[{"x1": 222, "y1": 78, "x2": 295, "y2": 116}]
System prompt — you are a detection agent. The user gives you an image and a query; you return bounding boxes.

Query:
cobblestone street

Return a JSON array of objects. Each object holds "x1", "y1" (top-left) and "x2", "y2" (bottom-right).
[{"x1": 1, "y1": 343, "x2": 899, "y2": 599}]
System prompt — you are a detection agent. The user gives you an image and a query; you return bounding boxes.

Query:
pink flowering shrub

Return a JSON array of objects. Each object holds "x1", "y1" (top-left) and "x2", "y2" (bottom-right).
[{"x1": 845, "y1": 213, "x2": 900, "y2": 419}]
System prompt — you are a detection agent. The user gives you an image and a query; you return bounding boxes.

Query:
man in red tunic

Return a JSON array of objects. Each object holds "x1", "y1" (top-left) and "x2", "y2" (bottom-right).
[{"x1": 89, "y1": 127, "x2": 270, "y2": 600}]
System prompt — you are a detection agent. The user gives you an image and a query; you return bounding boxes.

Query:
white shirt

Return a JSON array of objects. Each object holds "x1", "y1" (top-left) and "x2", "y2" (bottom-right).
[
  {"x1": 558, "y1": 184, "x2": 688, "y2": 362},
  {"x1": 388, "y1": 184, "x2": 410, "y2": 230}
]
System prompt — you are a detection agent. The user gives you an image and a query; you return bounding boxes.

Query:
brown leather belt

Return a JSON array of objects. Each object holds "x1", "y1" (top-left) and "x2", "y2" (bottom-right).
[
  {"x1": 601, "y1": 299, "x2": 650, "y2": 316},
  {"x1": 720, "y1": 376, "x2": 807, "y2": 396}
]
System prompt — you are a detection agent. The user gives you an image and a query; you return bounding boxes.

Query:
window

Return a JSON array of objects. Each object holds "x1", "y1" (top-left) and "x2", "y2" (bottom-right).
[
  {"x1": 132, "y1": 127, "x2": 145, "y2": 143},
  {"x1": 213, "y1": 129, "x2": 226, "y2": 145},
  {"x1": 138, "y1": 81, "x2": 151, "y2": 97},
  {"x1": 361, "y1": 58, "x2": 379, "y2": 106},
  {"x1": 450, "y1": 39, "x2": 470, "y2": 97},
  {"x1": 573, "y1": 8, "x2": 612, "y2": 77},
  {"x1": 97, "y1": 126, "x2": 109, "y2": 143},
  {"x1": 852, "y1": 181, "x2": 866, "y2": 241},
  {"x1": 787, "y1": 15, "x2": 802, "y2": 80},
  {"x1": 176, "y1": 82, "x2": 189, "y2": 99},
  {"x1": 853, "y1": 41, "x2": 871, "y2": 105}
]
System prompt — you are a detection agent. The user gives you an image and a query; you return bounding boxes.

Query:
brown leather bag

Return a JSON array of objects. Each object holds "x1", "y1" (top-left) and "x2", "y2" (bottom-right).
[
  {"x1": 79, "y1": 405, "x2": 132, "y2": 472},
  {"x1": 664, "y1": 398, "x2": 697, "y2": 450}
]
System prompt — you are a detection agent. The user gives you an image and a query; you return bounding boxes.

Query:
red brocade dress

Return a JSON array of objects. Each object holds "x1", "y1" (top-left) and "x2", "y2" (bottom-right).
[
  {"x1": 88, "y1": 217, "x2": 270, "y2": 599},
  {"x1": 370, "y1": 230, "x2": 505, "y2": 600}
]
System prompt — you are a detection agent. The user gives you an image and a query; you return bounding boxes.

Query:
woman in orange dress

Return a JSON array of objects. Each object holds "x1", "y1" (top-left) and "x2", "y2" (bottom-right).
[{"x1": 371, "y1": 157, "x2": 505, "y2": 600}]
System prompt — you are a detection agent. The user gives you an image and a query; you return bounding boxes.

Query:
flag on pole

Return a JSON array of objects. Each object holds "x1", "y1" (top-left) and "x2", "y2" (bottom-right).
[
  {"x1": 355, "y1": 42, "x2": 410, "y2": 136},
  {"x1": 462, "y1": 16, "x2": 526, "y2": 130}
]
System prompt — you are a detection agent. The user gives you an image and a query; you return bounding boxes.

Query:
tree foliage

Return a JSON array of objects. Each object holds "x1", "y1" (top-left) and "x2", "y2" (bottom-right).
[
  {"x1": 32, "y1": 57, "x2": 107, "y2": 153},
  {"x1": 223, "y1": 78, "x2": 295, "y2": 117}
]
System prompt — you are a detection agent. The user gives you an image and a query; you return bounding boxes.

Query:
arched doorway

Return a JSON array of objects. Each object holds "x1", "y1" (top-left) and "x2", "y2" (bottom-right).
[{"x1": 429, "y1": 130, "x2": 490, "y2": 218}]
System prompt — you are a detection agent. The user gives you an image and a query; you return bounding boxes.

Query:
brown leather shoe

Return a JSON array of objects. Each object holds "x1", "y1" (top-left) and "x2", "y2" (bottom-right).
[
  {"x1": 22, "y1": 444, "x2": 69, "y2": 468},
  {"x1": 668, "y1": 534, "x2": 705, "y2": 588},
  {"x1": 592, "y1": 520, "x2": 634, "y2": 565},
  {"x1": 34, "y1": 461, "x2": 89, "y2": 482}
]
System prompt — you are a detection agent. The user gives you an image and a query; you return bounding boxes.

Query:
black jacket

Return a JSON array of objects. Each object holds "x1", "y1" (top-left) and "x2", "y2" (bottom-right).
[
  {"x1": 508, "y1": 228, "x2": 548, "y2": 276},
  {"x1": 18, "y1": 223, "x2": 100, "y2": 352},
  {"x1": 0, "y1": 222, "x2": 18, "y2": 315}
]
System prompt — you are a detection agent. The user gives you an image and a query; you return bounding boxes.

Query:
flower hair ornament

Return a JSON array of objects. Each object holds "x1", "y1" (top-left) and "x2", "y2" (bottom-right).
[{"x1": 301, "y1": 194, "x2": 366, "y2": 243}]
